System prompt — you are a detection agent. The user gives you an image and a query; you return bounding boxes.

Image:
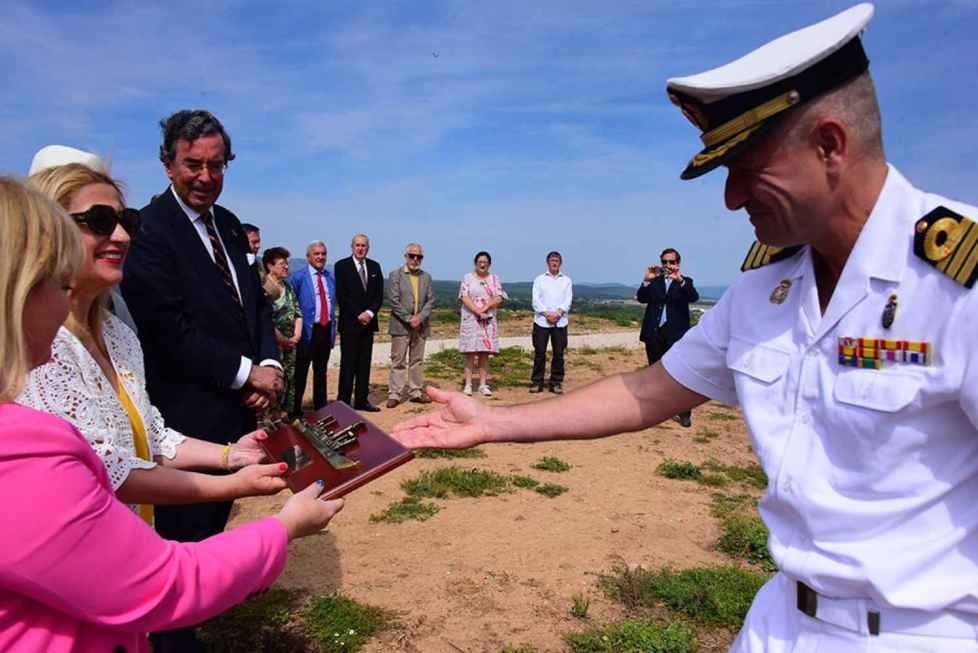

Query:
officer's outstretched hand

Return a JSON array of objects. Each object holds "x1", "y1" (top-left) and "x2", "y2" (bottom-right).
[{"x1": 391, "y1": 387, "x2": 490, "y2": 450}]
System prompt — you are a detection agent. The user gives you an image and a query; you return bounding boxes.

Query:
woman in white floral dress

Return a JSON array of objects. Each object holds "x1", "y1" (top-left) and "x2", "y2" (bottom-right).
[
  {"x1": 19, "y1": 162, "x2": 286, "y2": 524},
  {"x1": 458, "y1": 251, "x2": 507, "y2": 396}
]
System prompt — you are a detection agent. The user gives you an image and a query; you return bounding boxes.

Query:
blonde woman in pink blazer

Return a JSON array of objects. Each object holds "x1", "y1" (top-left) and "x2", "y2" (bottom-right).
[{"x1": 0, "y1": 177, "x2": 344, "y2": 653}]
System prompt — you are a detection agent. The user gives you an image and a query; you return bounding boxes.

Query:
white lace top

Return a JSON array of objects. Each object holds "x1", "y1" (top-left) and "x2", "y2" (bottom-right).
[{"x1": 18, "y1": 314, "x2": 186, "y2": 494}]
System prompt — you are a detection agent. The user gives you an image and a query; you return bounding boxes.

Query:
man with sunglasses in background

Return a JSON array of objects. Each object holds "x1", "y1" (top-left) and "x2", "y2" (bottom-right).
[
  {"x1": 386, "y1": 242, "x2": 435, "y2": 408},
  {"x1": 637, "y1": 248, "x2": 699, "y2": 427},
  {"x1": 120, "y1": 110, "x2": 282, "y2": 653}
]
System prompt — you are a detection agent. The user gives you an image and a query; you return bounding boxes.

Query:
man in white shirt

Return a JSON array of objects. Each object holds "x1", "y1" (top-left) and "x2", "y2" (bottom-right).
[
  {"x1": 530, "y1": 251, "x2": 572, "y2": 394},
  {"x1": 394, "y1": 5, "x2": 978, "y2": 651}
]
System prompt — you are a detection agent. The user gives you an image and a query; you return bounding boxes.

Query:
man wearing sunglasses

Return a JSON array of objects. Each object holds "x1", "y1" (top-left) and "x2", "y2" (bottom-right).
[
  {"x1": 637, "y1": 248, "x2": 699, "y2": 427},
  {"x1": 386, "y1": 243, "x2": 435, "y2": 408},
  {"x1": 121, "y1": 109, "x2": 282, "y2": 653}
]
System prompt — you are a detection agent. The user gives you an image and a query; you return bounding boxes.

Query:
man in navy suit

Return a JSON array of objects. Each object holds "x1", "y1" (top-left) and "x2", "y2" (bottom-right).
[
  {"x1": 121, "y1": 110, "x2": 282, "y2": 652},
  {"x1": 637, "y1": 248, "x2": 699, "y2": 427},
  {"x1": 289, "y1": 240, "x2": 337, "y2": 418},
  {"x1": 334, "y1": 233, "x2": 384, "y2": 411}
]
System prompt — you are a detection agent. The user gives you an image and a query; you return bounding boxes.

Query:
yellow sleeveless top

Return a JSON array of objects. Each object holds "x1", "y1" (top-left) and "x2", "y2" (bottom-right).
[{"x1": 116, "y1": 380, "x2": 155, "y2": 526}]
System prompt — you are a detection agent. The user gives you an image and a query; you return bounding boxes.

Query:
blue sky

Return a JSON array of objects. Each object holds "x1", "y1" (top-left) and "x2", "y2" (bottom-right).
[{"x1": 2, "y1": 1, "x2": 976, "y2": 285}]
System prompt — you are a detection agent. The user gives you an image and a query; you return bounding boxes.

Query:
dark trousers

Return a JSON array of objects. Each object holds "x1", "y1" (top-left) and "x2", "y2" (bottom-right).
[
  {"x1": 338, "y1": 330, "x2": 374, "y2": 406},
  {"x1": 531, "y1": 323, "x2": 567, "y2": 387},
  {"x1": 149, "y1": 500, "x2": 234, "y2": 652},
  {"x1": 294, "y1": 322, "x2": 333, "y2": 416},
  {"x1": 644, "y1": 330, "x2": 691, "y2": 421}
]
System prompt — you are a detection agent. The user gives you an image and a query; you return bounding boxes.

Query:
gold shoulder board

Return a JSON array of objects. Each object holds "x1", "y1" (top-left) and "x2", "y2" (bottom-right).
[
  {"x1": 913, "y1": 206, "x2": 978, "y2": 289},
  {"x1": 740, "y1": 242, "x2": 802, "y2": 272}
]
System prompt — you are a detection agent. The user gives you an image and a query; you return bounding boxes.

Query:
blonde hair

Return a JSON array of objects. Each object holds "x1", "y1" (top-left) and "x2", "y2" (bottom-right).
[
  {"x1": 28, "y1": 163, "x2": 126, "y2": 354},
  {"x1": 0, "y1": 177, "x2": 84, "y2": 402}
]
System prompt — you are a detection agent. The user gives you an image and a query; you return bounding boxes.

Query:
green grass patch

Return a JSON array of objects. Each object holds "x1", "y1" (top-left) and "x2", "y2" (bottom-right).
[
  {"x1": 431, "y1": 307, "x2": 461, "y2": 323},
  {"x1": 717, "y1": 514, "x2": 776, "y2": 571},
  {"x1": 416, "y1": 447, "x2": 487, "y2": 459},
  {"x1": 707, "y1": 411, "x2": 738, "y2": 421},
  {"x1": 425, "y1": 346, "x2": 534, "y2": 387},
  {"x1": 702, "y1": 461, "x2": 768, "y2": 489},
  {"x1": 426, "y1": 348, "x2": 465, "y2": 379},
  {"x1": 510, "y1": 474, "x2": 540, "y2": 488},
  {"x1": 565, "y1": 619, "x2": 697, "y2": 653},
  {"x1": 601, "y1": 564, "x2": 767, "y2": 630},
  {"x1": 197, "y1": 589, "x2": 305, "y2": 652},
  {"x1": 692, "y1": 436, "x2": 710, "y2": 444},
  {"x1": 697, "y1": 427, "x2": 720, "y2": 440},
  {"x1": 402, "y1": 466, "x2": 512, "y2": 499},
  {"x1": 369, "y1": 496, "x2": 441, "y2": 524},
  {"x1": 535, "y1": 482, "x2": 568, "y2": 498},
  {"x1": 501, "y1": 645, "x2": 539, "y2": 653},
  {"x1": 709, "y1": 493, "x2": 753, "y2": 520},
  {"x1": 303, "y1": 593, "x2": 391, "y2": 653},
  {"x1": 531, "y1": 456, "x2": 572, "y2": 473},
  {"x1": 655, "y1": 459, "x2": 702, "y2": 481},
  {"x1": 570, "y1": 593, "x2": 591, "y2": 619}
]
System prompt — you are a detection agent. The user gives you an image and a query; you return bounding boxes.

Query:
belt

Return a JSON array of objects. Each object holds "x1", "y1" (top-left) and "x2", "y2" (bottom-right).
[{"x1": 796, "y1": 581, "x2": 978, "y2": 639}]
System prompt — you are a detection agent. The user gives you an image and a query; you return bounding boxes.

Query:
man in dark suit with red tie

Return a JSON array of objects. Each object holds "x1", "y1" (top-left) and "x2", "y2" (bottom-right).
[
  {"x1": 637, "y1": 247, "x2": 699, "y2": 427},
  {"x1": 334, "y1": 233, "x2": 384, "y2": 411},
  {"x1": 289, "y1": 240, "x2": 337, "y2": 418},
  {"x1": 121, "y1": 110, "x2": 283, "y2": 652}
]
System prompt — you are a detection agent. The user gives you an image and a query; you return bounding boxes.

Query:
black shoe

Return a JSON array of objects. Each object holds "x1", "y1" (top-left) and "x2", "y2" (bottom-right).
[
  {"x1": 529, "y1": 385, "x2": 544, "y2": 393},
  {"x1": 550, "y1": 384, "x2": 563, "y2": 394},
  {"x1": 673, "y1": 414, "x2": 692, "y2": 428},
  {"x1": 355, "y1": 402, "x2": 382, "y2": 413}
]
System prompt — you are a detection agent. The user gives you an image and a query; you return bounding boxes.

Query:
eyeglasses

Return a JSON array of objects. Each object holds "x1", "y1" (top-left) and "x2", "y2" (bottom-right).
[
  {"x1": 70, "y1": 205, "x2": 140, "y2": 237},
  {"x1": 179, "y1": 159, "x2": 226, "y2": 176},
  {"x1": 406, "y1": 253, "x2": 424, "y2": 261},
  {"x1": 661, "y1": 258, "x2": 679, "y2": 265}
]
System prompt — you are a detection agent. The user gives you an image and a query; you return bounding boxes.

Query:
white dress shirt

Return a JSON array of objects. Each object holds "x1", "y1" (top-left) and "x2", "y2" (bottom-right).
[
  {"x1": 663, "y1": 166, "x2": 978, "y2": 613},
  {"x1": 171, "y1": 187, "x2": 280, "y2": 389},
  {"x1": 532, "y1": 271, "x2": 573, "y2": 328}
]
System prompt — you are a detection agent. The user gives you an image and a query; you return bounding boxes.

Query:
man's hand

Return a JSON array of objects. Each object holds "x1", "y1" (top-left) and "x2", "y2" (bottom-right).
[
  {"x1": 357, "y1": 311, "x2": 372, "y2": 325},
  {"x1": 545, "y1": 311, "x2": 559, "y2": 324},
  {"x1": 671, "y1": 270, "x2": 684, "y2": 283},
  {"x1": 228, "y1": 429, "x2": 270, "y2": 469},
  {"x1": 391, "y1": 387, "x2": 490, "y2": 450},
  {"x1": 644, "y1": 266, "x2": 661, "y2": 282},
  {"x1": 409, "y1": 315, "x2": 422, "y2": 329},
  {"x1": 248, "y1": 364, "x2": 283, "y2": 395},
  {"x1": 230, "y1": 462, "x2": 289, "y2": 497},
  {"x1": 242, "y1": 391, "x2": 270, "y2": 412}
]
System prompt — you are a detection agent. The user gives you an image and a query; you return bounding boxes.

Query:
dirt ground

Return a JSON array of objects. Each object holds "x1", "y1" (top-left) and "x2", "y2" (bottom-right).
[
  {"x1": 230, "y1": 347, "x2": 758, "y2": 652},
  {"x1": 372, "y1": 310, "x2": 639, "y2": 343}
]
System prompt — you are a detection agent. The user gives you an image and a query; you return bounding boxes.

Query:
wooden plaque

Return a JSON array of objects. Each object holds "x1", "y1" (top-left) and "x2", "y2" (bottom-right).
[{"x1": 259, "y1": 402, "x2": 414, "y2": 500}]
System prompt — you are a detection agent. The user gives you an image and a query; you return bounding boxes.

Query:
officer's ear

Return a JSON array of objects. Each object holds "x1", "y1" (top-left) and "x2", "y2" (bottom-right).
[{"x1": 812, "y1": 118, "x2": 848, "y2": 179}]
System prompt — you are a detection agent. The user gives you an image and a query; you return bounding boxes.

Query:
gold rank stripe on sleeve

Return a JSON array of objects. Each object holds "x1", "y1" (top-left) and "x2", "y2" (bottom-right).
[
  {"x1": 913, "y1": 206, "x2": 978, "y2": 288},
  {"x1": 740, "y1": 242, "x2": 803, "y2": 272},
  {"x1": 837, "y1": 336, "x2": 931, "y2": 368}
]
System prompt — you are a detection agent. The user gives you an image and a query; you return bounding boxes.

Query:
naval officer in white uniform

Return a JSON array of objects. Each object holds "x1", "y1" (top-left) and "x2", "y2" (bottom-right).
[{"x1": 392, "y1": 4, "x2": 978, "y2": 650}]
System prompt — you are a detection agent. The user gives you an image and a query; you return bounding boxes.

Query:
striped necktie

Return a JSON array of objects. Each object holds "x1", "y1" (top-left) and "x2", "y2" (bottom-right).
[{"x1": 201, "y1": 211, "x2": 241, "y2": 306}]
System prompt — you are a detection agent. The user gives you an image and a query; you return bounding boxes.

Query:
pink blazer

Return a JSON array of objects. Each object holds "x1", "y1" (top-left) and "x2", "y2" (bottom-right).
[{"x1": 0, "y1": 403, "x2": 288, "y2": 653}]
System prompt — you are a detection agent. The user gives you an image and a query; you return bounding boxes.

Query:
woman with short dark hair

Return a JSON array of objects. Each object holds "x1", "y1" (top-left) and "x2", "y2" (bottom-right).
[{"x1": 263, "y1": 246, "x2": 302, "y2": 410}]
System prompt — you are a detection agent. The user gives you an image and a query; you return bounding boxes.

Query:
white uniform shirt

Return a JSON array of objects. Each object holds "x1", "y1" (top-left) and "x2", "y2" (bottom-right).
[
  {"x1": 663, "y1": 166, "x2": 978, "y2": 612},
  {"x1": 532, "y1": 271, "x2": 573, "y2": 328}
]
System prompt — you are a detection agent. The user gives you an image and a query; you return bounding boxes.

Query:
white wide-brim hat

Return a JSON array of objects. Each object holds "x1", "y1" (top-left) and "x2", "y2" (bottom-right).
[{"x1": 28, "y1": 145, "x2": 109, "y2": 176}]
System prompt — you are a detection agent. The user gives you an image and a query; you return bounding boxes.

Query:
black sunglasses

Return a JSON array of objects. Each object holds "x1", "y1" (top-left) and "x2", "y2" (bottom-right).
[
  {"x1": 406, "y1": 253, "x2": 424, "y2": 260},
  {"x1": 70, "y1": 205, "x2": 140, "y2": 237}
]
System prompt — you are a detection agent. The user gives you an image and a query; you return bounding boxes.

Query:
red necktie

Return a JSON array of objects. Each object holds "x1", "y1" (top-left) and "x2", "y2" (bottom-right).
[{"x1": 316, "y1": 272, "x2": 330, "y2": 326}]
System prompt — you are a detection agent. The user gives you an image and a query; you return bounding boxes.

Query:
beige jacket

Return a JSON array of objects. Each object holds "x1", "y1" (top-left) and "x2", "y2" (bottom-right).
[{"x1": 387, "y1": 266, "x2": 435, "y2": 337}]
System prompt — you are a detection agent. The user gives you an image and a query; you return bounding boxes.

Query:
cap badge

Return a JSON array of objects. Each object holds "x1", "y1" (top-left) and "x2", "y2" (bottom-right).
[{"x1": 881, "y1": 294, "x2": 898, "y2": 329}]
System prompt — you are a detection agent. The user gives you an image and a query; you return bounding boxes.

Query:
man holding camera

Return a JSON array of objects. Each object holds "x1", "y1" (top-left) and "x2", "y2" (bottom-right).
[{"x1": 637, "y1": 248, "x2": 699, "y2": 427}]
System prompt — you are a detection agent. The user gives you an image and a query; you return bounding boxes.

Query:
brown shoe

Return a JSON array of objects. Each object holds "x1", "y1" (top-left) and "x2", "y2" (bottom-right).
[
  {"x1": 386, "y1": 398, "x2": 400, "y2": 409},
  {"x1": 410, "y1": 395, "x2": 432, "y2": 404}
]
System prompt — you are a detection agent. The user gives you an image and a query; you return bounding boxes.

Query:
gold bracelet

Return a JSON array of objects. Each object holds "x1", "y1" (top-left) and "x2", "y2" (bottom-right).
[{"x1": 221, "y1": 443, "x2": 232, "y2": 470}]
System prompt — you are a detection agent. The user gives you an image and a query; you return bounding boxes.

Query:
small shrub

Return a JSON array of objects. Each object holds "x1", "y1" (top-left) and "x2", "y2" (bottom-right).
[
  {"x1": 416, "y1": 447, "x2": 486, "y2": 459},
  {"x1": 370, "y1": 497, "x2": 441, "y2": 524},
  {"x1": 709, "y1": 493, "x2": 753, "y2": 520},
  {"x1": 510, "y1": 475, "x2": 540, "y2": 488},
  {"x1": 535, "y1": 482, "x2": 568, "y2": 498},
  {"x1": 601, "y1": 564, "x2": 768, "y2": 629},
  {"x1": 426, "y1": 348, "x2": 465, "y2": 379},
  {"x1": 303, "y1": 593, "x2": 390, "y2": 653},
  {"x1": 197, "y1": 589, "x2": 305, "y2": 652},
  {"x1": 702, "y1": 461, "x2": 768, "y2": 489},
  {"x1": 531, "y1": 456, "x2": 572, "y2": 473},
  {"x1": 655, "y1": 459, "x2": 702, "y2": 481},
  {"x1": 570, "y1": 593, "x2": 591, "y2": 619},
  {"x1": 402, "y1": 466, "x2": 512, "y2": 499},
  {"x1": 565, "y1": 619, "x2": 697, "y2": 653},
  {"x1": 717, "y1": 514, "x2": 776, "y2": 571}
]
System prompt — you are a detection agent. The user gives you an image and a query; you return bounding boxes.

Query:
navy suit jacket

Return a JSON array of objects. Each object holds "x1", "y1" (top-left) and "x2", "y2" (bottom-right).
[
  {"x1": 333, "y1": 256, "x2": 384, "y2": 335},
  {"x1": 637, "y1": 275, "x2": 700, "y2": 344},
  {"x1": 121, "y1": 188, "x2": 279, "y2": 442},
  {"x1": 288, "y1": 264, "x2": 337, "y2": 347}
]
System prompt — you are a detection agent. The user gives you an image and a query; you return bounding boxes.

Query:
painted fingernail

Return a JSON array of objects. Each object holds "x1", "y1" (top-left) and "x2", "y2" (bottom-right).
[
  {"x1": 315, "y1": 479, "x2": 325, "y2": 488},
  {"x1": 279, "y1": 463, "x2": 288, "y2": 471}
]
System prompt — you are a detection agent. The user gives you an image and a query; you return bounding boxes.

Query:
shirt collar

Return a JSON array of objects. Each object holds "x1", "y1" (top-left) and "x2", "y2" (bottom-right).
[
  {"x1": 170, "y1": 185, "x2": 211, "y2": 223},
  {"x1": 309, "y1": 264, "x2": 326, "y2": 277},
  {"x1": 840, "y1": 164, "x2": 911, "y2": 283}
]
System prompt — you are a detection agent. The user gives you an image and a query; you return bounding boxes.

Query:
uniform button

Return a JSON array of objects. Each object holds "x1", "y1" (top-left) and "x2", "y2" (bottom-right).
[{"x1": 781, "y1": 479, "x2": 793, "y2": 494}]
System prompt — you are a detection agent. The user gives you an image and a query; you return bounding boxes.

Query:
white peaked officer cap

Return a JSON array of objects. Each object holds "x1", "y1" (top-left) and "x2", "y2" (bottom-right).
[
  {"x1": 667, "y1": 3, "x2": 875, "y2": 180},
  {"x1": 28, "y1": 145, "x2": 109, "y2": 176}
]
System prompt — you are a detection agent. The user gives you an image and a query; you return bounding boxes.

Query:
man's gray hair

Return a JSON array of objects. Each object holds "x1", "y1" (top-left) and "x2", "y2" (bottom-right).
[
  {"x1": 785, "y1": 71, "x2": 884, "y2": 160},
  {"x1": 404, "y1": 242, "x2": 423, "y2": 254},
  {"x1": 306, "y1": 240, "x2": 326, "y2": 255},
  {"x1": 351, "y1": 233, "x2": 370, "y2": 245}
]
